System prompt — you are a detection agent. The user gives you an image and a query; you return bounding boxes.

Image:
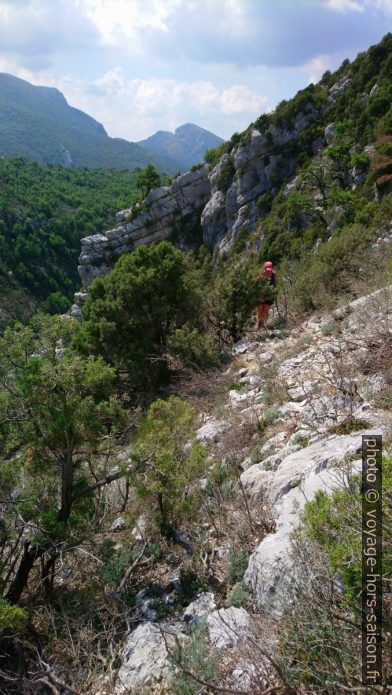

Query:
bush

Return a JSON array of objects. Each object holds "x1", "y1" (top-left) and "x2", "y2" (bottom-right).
[
  {"x1": 0, "y1": 598, "x2": 27, "y2": 635},
  {"x1": 133, "y1": 396, "x2": 207, "y2": 534},
  {"x1": 167, "y1": 324, "x2": 218, "y2": 368},
  {"x1": 170, "y1": 620, "x2": 218, "y2": 695},
  {"x1": 209, "y1": 256, "x2": 260, "y2": 342},
  {"x1": 75, "y1": 242, "x2": 205, "y2": 389},
  {"x1": 227, "y1": 547, "x2": 248, "y2": 583},
  {"x1": 226, "y1": 581, "x2": 250, "y2": 608},
  {"x1": 303, "y1": 458, "x2": 392, "y2": 606},
  {"x1": 216, "y1": 156, "x2": 235, "y2": 192},
  {"x1": 280, "y1": 458, "x2": 392, "y2": 691},
  {"x1": 43, "y1": 291, "x2": 72, "y2": 315}
]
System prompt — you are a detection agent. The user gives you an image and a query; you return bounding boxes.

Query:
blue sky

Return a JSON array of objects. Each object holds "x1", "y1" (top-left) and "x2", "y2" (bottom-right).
[{"x1": 0, "y1": 0, "x2": 391, "y2": 140}]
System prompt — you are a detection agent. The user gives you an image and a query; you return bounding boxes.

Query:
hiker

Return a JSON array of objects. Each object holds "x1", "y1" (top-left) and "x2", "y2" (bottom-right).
[{"x1": 257, "y1": 261, "x2": 277, "y2": 329}]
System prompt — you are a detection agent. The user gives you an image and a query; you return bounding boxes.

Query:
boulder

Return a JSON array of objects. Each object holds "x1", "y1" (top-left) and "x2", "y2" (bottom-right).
[
  {"x1": 324, "y1": 123, "x2": 336, "y2": 144},
  {"x1": 110, "y1": 516, "x2": 126, "y2": 532},
  {"x1": 183, "y1": 592, "x2": 216, "y2": 627},
  {"x1": 244, "y1": 430, "x2": 382, "y2": 615},
  {"x1": 196, "y1": 417, "x2": 229, "y2": 443},
  {"x1": 115, "y1": 622, "x2": 184, "y2": 692},
  {"x1": 207, "y1": 607, "x2": 252, "y2": 649}
]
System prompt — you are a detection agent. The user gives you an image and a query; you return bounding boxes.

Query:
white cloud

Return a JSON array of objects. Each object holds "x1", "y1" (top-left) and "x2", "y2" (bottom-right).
[
  {"x1": 90, "y1": 69, "x2": 267, "y2": 138},
  {"x1": 75, "y1": 0, "x2": 181, "y2": 50},
  {"x1": 368, "y1": 0, "x2": 392, "y2": 14},
  {"x1": 0, "y1": 59, "x2": 267, "y2": 139},
  {"x1": 327, "y1": 0, "x2": 364, "y2": 12},
  {"x1": 328, "y1": 0, "x2": 392, "y2": 12},
  {"x1": 302, "y1": 54, "x2": 332, "y2": 83}
]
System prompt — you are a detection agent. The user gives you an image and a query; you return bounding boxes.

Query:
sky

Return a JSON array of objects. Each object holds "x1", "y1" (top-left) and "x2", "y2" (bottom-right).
[{"x1": 0, "y1": 0, "x2": 391, "y2": 141}]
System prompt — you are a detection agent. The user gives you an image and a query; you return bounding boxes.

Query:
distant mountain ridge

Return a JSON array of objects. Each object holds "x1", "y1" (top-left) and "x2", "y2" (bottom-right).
[
  {"x1": 138, "y1": 123, "x2": 224, "y2": 170},
  {"x1": 0, "y1": 73, "x2": 178, "y2": 173}
]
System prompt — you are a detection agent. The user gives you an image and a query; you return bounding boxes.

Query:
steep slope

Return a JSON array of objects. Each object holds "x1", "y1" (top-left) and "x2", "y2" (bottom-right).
[
  {"x1": 74, "y1": 32, "x2": 392, "y2": 317},
  {"x1": 137, "y1": 123, "x2": 224, "y2": 169},
  {"x1": 111, "y1": 284, "x2": 390, "y2": 693},
  {"x1": 0, "y1": 73, "x2": 179, "y2": 173},
  {"x1": 0, "y1": 158, "x2": 155, "y2": 322}
]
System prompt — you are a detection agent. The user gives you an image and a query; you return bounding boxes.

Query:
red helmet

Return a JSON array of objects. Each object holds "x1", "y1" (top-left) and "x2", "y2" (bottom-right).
[{"x1": 264, "y1": 261, "x2": 273, "y2": 270}]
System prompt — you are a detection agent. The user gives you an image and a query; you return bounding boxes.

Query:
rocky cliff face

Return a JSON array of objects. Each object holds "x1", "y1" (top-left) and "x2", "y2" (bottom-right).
[{"x1": 72, "y1": 98, "x2": 322, "y2": 317}]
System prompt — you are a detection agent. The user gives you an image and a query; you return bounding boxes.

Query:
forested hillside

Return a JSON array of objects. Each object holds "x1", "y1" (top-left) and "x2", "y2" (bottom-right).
[
  {"x1": 0, "y1": 158, "x2": 166, "y2": 320},
  {"x1": 0, "y1": 73, "x2": 179, "y2": 172},
  {"x1": 137, "y1": 123, "x2": 224, "y2": 170},
  {"x1": 0, "y1": 34, "x2": 391, "y2": 695}
]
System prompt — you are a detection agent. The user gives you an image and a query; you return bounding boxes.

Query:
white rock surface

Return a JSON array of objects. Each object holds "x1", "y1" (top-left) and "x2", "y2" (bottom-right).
[
  {"x1": 183, "y1": 592, "x2": 216, "y2": 627},
  {"x1": 116, "y1": 622, "x2": 183, "y2": 692},
  {"x1": 196, "y1": 417, "x2": 229, "y2": 443},
  {"x1": 244, "y1": 430, "x2": 383, "y2": 616},
  {"x1": 207, "y1": 607, "x2": 251, "y2": 649}
]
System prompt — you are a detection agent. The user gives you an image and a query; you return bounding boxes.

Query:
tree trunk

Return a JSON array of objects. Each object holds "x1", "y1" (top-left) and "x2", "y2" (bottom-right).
[
  {"x1": 6, "y1": 542, "x2": 44, "y2": 604},
  {"x1": 7, "y1": 448, "x2": 74, "y2": 603},
  {"x1": 58, "y1": 449, "x2": 73, "y2": 523}
]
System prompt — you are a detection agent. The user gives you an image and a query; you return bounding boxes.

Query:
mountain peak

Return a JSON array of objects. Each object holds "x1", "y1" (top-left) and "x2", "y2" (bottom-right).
[
  {"x1": 0, "y1": 72, "x2": 179, "y2": 173},
  {"x1": 138, "y1": 123, "x2": 224, "y2": 169}
]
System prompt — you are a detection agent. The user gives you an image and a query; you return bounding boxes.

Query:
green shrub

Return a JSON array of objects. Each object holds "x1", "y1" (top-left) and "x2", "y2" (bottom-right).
[
  {"x1": 303, "y1": 457, "x2": 392, "y2": 606},
  {"x1": 226, "y1": 581, "x2": 250, "y2": 608},
  {"x1": 256, "y1": 191, "x2": 273, "y2": 215},
  {"x1": 320, "y1": 321, "x2": 335, "y2": 336},
  {"x1": 209, "y1": 256, "x2": 260, "y2": 342},
  {"x1": 167, "y1": 325, "x2": 218, "y2": 368},
  {"x1": 75, "y1": 241, "x2": 206, "y2": 389},
  {"x1": 43, "y1": 291, "x2": 72, "y2": 315},
  {"x1": 263, "y1": 406, "x2": 280, "y2": 425},
  {"x1": 216, "y1": 156, "x2": 235, "y2": 192},
  {"x1": 328, "y1": 417, "x2": 371, "y2": 435},
  {"x1": 133, "y1": 396, "x2": 207, "y2": 534},
  {"x1": 0, "y1": 597, "x2": 27, "y2": 634},
  {"x1": 170, "y1": 620, "x2": 218, "y2": 695},
  {"x1": 227, "y1": 547, "x2": 248, "y2": 582}
]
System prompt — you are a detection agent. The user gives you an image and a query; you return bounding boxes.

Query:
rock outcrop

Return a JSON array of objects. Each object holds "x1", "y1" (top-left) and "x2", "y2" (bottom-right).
[
  {"x1": 243, "y1": 430, "x2": 379, "y2": 616},
  {"x1": 115, "y1": 622, "x2": 184, "y2": 693},
  {"x1": 77, "y1": 166, "x2": 211, "y2": 290},
  {"x1": 72, "y1": 98, "x2": 324, "y2": 316}
]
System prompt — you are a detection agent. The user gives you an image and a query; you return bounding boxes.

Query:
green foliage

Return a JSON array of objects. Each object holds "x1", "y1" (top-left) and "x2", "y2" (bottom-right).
[
  {"x1": 179, "y1": 568, "x2": 209, "y2": 602},
  {"x1": 98, "y1": 540, "x2": 133, "y2": 587},
  {"x1": 227, "y1": 547, "x2": 248, "y2": 583},
  {"x1": 303, "y1": 458, "x2": 392, "y2": 607},
  {"x1": 262, "y1": 406, "x2": 280, "y2": 425},
  {"x1": 171, "y1": 620, "x2": 218, "y2": 695},
  {"x1": 0, "y1": 73, "x2": 178, "y2": 173},
  {"x1": 43, "y1": 291, "x2": 72, "y2": 315},
  {"x1": 0, "y1": 157, "x2": 146, "y2": 306},
  {"x1": 0, "y1": 314, "x2": 127, "y2": 601},
  {"x1": 256, "y1": 191, "x2": 273, "y2": 215},
  {"x1": 0, "y1": 597, "x2": 27, "y2": 635},
  {"x1": 328, "y1": 417, "x2": 371, "y2": 435},
  {"x1": 216, "y1": 156, "x2": 235, "y2": 192},
  {"x1": 226, "y1": 581, "x2": 250, "y2": 608},
  {"x1": 136, "y1": 163, "x2": 161, "y2": 198},
  {"x1": 167, "y1": 324, "x2": 218, "y2": 368},
  {"x1": 204, "y1": 142, "x2": 227, "y2": 167},
  {"x1": 75, "y1": 241, "x2": 205, "y2": 389},
  {"x1": 133, "y1": 396, "x2": 207, "y2": 534},
  {"x1": 209, "y1": 256, "x2": 260, "y2": 342},
  {"x1": 271, "y1": 83, "x2": 324, "y2": 130},
  {"x1": 350, "y1": 151, "x2": 370, "y2": 168},
  {"x1": 288, "y1": 222, "x2": 377, "y2": 312}
]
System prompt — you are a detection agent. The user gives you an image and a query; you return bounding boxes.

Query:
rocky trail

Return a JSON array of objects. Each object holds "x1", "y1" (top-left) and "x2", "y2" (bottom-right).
[{"x1": 104, "y1": 284, "x2": 391, "y2": 694}]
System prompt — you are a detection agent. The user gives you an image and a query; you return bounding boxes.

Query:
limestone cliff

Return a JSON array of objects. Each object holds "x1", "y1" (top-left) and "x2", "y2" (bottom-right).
[
  {"x1": 72, "y1": 96, "x2": 323, "y2": 318},
  {"x1": 71, "y1": 71, "x2": 360, "y2": 320}
]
